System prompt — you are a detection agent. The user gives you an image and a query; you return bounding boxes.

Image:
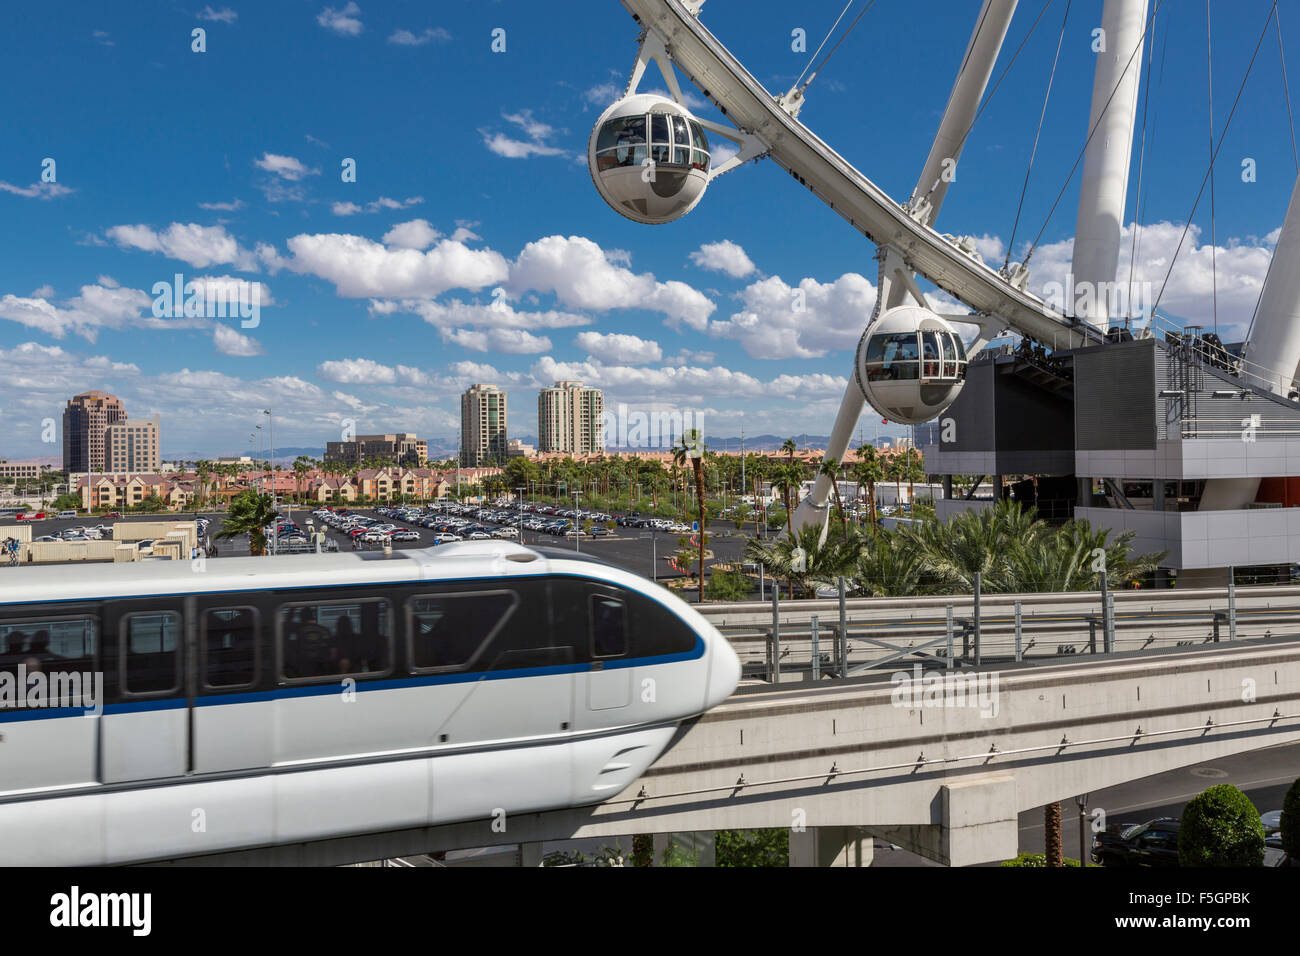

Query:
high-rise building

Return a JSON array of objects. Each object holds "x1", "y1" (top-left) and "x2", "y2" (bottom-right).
[
  {"x1": 104, "y1": 416, "x2": 161, "y2": 473},
  {"x1": 324, "y1": 433, "x2": 428, "y2": 467},
  {"x1": 460, "y1": 384, "x2": 508, "y2": 467},
  {"x1": 63, "y1": 390, "x2": 127, "y2": 473},
  {"x1": 538, "y1": 381, "x2": 604, "y2": 455}
]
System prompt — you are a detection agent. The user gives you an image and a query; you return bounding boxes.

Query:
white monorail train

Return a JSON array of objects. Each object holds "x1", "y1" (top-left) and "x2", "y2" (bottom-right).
[{"x1": 0, "y1": 541, "x2": 741, "y2": 865}]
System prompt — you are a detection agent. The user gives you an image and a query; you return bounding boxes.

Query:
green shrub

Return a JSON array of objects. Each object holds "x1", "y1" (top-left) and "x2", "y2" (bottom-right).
[
  {"x1": 716, "y1": 829, "x2": 789, "y2": 867},
  {"x1": 1178, "y1": 784, "x2": 1265, "y2": 867},
  {"x1": 705, "y1": 568, "x2": 752, "y2": 602},
  {"x1": 1281, "y1": 777, "x2": 1300, "y2": 859},
  {"x1": 1000, "y1": 853, "x2": 1082, "y2": 867}
]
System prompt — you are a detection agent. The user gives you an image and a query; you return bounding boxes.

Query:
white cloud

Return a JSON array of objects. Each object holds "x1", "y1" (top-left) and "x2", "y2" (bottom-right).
[
  {"x1": 510, "y1": 235, "x2": 715, "y2": 329},
  {"x1": 105, "y1": 222, "x2": 258, "y2": 270},
  {"x1": 186, "y1": 274, "x2": 276, "y2": 308},
  {"x1": 0, "y1": 281, "x2": 206, "y2": 342},
  {"x1": 443, "y1": 328, "x2": 553, "y2": 354},
  {"x1": 385, "y1": 297, "x2": 593, "y2": 332},
  {"x1": 382, "y1": 219, "x2": 441, "y2": 250},
  {"x1": 317, "y1": 2, "x2": 362, "y2": 36},
  {"x1": 285, "y1": 233, "x2": 509, "y2": 298},
  {"x1": 92, "y1": 30, "x2": 113, "y2": 46},
  {"x1": 332, "y1": 201, "x2": 362, "y2": 216},
  {"x1": 213, "y1": 325, "x2": 264, "y2": 356},
  {"x1": 198, "y1": 198, "x2": 245, "y2": 211},
  {"x1": 689, "y1": 240, "x2": 757, "y2": 279},
  {"x1": 574, "y1": 331, "x2": 663, "y2": 365},
  {"x1": 482, "y1": 110, "x2": 569, "y2": 160},
  {"x1": 318, "y1": 357, "x2": 399, "y2": 384},
  {"x1": 332, "y1": 196, "x2": 423, "y2": 215},
  {"x1": 388, "y1": 27, "x2": 450, "y2": 46},
  {"x1": 197, "y1": 6, "x2": 237, "y2": 23},
  {"x1": 253, "y1": 153, "x2": 317, "y2": 181},
  {"x1": 707, "y1": 273, "x2": 877, "y2": 359},
  {"x1": 0, "y1": 180, "x2": 73, "y2": 199},
  {"x1": 30, "y1": 285, "x2": 55, "y2": 298}
]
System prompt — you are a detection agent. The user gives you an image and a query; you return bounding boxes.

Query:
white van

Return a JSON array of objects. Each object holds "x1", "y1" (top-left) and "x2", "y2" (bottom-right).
[{"x1": 56, "y1": 510, "x2": 78, "y2": 519}]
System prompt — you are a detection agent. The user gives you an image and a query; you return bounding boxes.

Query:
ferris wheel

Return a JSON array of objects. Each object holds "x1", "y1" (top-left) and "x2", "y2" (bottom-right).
[{"x1": 587, "y1": 0, "x2": 1300, "y2": 532}]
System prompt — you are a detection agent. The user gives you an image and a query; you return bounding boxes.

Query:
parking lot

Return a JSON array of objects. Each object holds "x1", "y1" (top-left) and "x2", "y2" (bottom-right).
[{"x1": 4, "y1": 504, "x2": 752, "y2": 585}]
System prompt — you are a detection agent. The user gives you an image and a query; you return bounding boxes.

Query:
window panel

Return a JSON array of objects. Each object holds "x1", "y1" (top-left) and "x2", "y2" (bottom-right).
[
  {"x1": 0, "y1": 617, "x2": 97, "y2": 674},
  {"x1": 409, "y1": 591, "x2": 518, "y2": 671},
  {"x1": 280, "y1": 600, "x2": 391, "y2": 681},
  {"x1": 203, "y1": 607, "x2": 258, "y2": 689},
  {"x1": 123, "y1": 612, "x2": 180, "y2": 695},
  {"x1": 590, "y1": 595, "x2": 627, "y2": 658}
]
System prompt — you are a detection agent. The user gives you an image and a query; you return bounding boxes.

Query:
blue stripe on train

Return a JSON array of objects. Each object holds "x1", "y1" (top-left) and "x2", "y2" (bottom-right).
[{"x1": 0, "y1": 636, "x2": 704, "y2": 721}]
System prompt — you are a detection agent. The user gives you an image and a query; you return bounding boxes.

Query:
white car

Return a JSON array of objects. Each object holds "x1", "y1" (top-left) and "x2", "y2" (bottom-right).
[
  {"x1": 433, "y1": 533, "x2": 462, "y2": 544},
  {"x1": 490, "y1": 527, "x2": 519, "y2": 538},
  {"x1": 466, "y1": 532, "x2": 491, "y2": 540}
]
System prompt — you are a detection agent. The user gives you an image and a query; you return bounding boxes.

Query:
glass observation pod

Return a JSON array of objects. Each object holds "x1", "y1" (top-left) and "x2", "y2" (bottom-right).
[
  {"x1": 856, "y1": 306, "x2": 969, "y2": 425},
  {"x1": 589, "y1": 93, "x2": 711, "y2": 224}
]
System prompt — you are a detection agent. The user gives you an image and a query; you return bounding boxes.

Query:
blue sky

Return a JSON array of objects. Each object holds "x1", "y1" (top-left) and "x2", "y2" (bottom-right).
[{"x1": 2, "y1": 0, "x2": 1297, "y2": 459}]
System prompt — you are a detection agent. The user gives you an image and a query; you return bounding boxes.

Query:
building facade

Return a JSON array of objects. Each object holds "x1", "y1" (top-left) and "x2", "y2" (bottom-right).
[
  {"x1": 461, "y1": 384, "x2": 507, "y2": 467},
  {"x1": 63, "y1": 391, "x2": 127, "y2": 473},
  {"x1": 324, "y1": 433, "x2": 428, "y2": 467},
  {"x1": 104, "y1": 416, "x2": 161, "y2": 473},
  {"x1": 538, "y1": 381, "x2": 604, "y2": 455},
  {"x1": 0, "y1": 460, "x2": 49, "y2": 480}
]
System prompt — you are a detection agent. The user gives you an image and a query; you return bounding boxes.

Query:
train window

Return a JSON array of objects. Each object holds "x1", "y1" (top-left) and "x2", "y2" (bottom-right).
[
  {"x1": 590, "y1": 595, "x2": 628, "y2": 658},
  {"x1": 630, "y1": 592, "x2": 699, "y2": 658},
  {"x1": 408, "y1": 591, "x2": 517, "y2": 672},
  {"x1": 202, "y1": 607, "x2": 258, "y2": 689},
  {"x1": 121, "y1": 612, "x2": 181, "y2": 696},
  {"x1": 0, "y1": 616, "x2": 97, "y2": 676},
  {"x1": 279, "y1": 599, "x2": 391, "y2": 683}
]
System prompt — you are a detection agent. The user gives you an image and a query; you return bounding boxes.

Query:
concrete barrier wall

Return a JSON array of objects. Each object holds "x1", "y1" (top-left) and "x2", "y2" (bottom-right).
[
  {"x1": 23, "y1": 540, "x2": 121, "y2": 563},
  {"x1": 0, "y1": 525, "x2": 33, "y2": 543}
]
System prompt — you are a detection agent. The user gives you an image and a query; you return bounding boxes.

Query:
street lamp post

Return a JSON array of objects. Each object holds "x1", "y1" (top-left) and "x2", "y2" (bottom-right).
[
  {"x1": 573, "y1": 489, "x2": 581, "y2": 553},
  {"x1": 515, "y1": 486, "x2": 525, "y2": 542}
]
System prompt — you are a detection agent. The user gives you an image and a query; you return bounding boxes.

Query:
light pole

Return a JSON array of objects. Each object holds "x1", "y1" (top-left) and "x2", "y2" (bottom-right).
[
  {"x1": 263, "y1": 408, "x2": 277, "y2": 553},
  {"x1": 515, "y1": 486, "x2": 525, "y2": 542},
  {"x1": 641, "y1": 530, "x2": 657, "y2": 582},
  {"x1": 573, "y1": 489, "x2": 581, "y2": 553}
]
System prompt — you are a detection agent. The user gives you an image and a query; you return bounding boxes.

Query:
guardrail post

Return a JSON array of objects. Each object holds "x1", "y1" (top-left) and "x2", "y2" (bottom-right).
[
  {"x1": 973, "y1": 572, "x2": 982, "y2": 668},
  {"x1": 1014, "y1": 600, "x2": 1023, "y2": 662},
  {"x1": 838, "y1": 576, "x2": 848, "y2": 677},
  {"x1": 1105, "y1": 593, "x2": 1115, "y2": 653},
  {"x1": 945, "y1": 605, "x2": 954, "y2": 670},
  {"x1": 1088, "y1": 618, "x2": 1097, "y2": 654},
  {"x1": 1227, "y1": 567, "x2": 1237, "y2": 641},
  {"x1": 770, "y1": 585, "x2": 781, "y2": 683},
  {"x1": 810, "y1": 615, "x2": 821, "y2": 681},
  {"x1": 1212, "y1": 612, "x2": 1221, "y2": 643},
  {"x1": 1099, "y1": 570, "x2": 1112, "y2": 654}
]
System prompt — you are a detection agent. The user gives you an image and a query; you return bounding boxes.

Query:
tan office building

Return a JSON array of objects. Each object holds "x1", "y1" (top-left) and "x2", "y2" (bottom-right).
[
  {"x1": 104, "y1": 416, "x2": 161, "y2": 473},
  {"x1": 461, "y1": 384, "x2": 507, "y2": 467},
  {"x1": 324, "y1": 433, "x2": 428, "y2": 467},
  {"x1": 538, "y1": 381, "x2": 604, "y2": 455},
  {"x1": 63, "y1": 390, "x2": 127, "y2": 473}
]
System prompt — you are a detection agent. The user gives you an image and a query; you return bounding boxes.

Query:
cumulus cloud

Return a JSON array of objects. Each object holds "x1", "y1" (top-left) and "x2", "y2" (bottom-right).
[
  {"x1": 382, "y1": 219, "x2": 441, "y2": 250},
  {"x1": 332, "y1": 202, "x2": 362, "y2": 216},
  {"x1": 318, "y1": 357, "x2": 400, "y2": 384},
  {"x1": 707, "y1": 273, "x2": 877, "y2": 359},
  {"x1": 105, "y1": 222, "x2": 258, "y2": 270},
  {"x1": 383, "y1": 297, "x2": 592, "y2": 332},
  {"x1": 332, "y1": 196, "x2": 423, "y2": 215},
  {"x1": 689, "y1": 240, "x2": 757, "y2": 279},
  {"x1": 510, "y1": 235, "x2": 715, "y2": 329},
  {"x1": 317, "y1": 2, "x2": 362, "y2": 36},
  {"x1": 574, "y1": 331, "x2": 663, "y2": 365},
  {"x1": 213, "y1": 325, "x2": 264, "y2": 356},
  {"x1": 388, "y1": 27, "x2": 450, "y2": 45},
  {"x1": 197, "y1": 6, "x2": 237, "y2": 23},
  {"x1": 443, "y1": 328, "x2": 553, "y2": 354},
  {"x1": 254, "y1": 153, "x2": 317, "y2": 181},
  {"x1": 0, "y1": 180, "x2": 73, "y2": 199},
  {"x1": 197, "y1": 198, "x2": 245, "y2": 211},
  {"x1": 0, "y1": 281, "x2": 205, "y2": 342},
  {"x1": 285, "y1": 233, "x2": 509, "y2": 297},
  {"x1": 482, "y1": 110, "x2": 569, "y2": 160}
]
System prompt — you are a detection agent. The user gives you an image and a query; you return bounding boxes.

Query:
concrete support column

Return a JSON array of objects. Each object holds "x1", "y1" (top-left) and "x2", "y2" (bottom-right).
[
  {"x1": 943, "y1": 475, "x2": 953, "y2": 500},
  {"x1": 517, "y1": 842, "x2": 543, "y2": 867},
  {"x1": 789, "y1": 826, "x2": 874, "y2": 867},
  {"x1": 869, "y1": 775, "x2": 1019, "y2": 866},
  {"x1": 994, "y1": 475, "x2": 1005, "y2": 501}
]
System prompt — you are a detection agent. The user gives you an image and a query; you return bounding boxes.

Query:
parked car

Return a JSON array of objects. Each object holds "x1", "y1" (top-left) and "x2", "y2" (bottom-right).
[
  {"x1": 391, "y1": 530, "x2": 420, "y2": 542},
  {"x1": 1092, "y1": 818, "x2": 1181, "y2": 867}
]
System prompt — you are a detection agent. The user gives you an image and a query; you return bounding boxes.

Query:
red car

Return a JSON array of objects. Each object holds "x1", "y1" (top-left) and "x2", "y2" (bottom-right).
[{"x1": 103, "y1": 511, "x2": 122, "y2": 519}]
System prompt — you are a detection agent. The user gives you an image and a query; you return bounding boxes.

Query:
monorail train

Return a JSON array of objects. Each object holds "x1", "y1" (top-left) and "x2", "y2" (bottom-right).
[{"x1": 0, "y1": 540, "x2": 741, "y2": 864}]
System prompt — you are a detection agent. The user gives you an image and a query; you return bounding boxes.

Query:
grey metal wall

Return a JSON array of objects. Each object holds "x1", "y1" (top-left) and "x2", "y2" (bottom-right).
[{"x1": 1074, "y1": 340, "x2": 1156, "y2": 450}]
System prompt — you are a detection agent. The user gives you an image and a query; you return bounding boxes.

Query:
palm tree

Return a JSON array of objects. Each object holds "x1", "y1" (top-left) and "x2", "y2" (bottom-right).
[
  {"x1": 819, "y1": 456, "x2": 848, "y2": 536},
  {"x1": 672, "y1": 429, "x2": 708, "y2": 603},
  {"x1": 1045, "y1": 802, "x2": 1063, "y2": 867},
  {"x1": 851, "y1": 527, "x2": 927, "y2": 597},
  {"x1": 214, "y1": 488, "x2": 276, "y2": 556},
  {"x1": 851, "y1": 444, "x2": 884, "y2": 535},
  {"x1": 744, "y1": 524, "x2": 860, "y2": 599},
  {"x1": 293, "y1": 456, "x2": 312, "y2": 503}
]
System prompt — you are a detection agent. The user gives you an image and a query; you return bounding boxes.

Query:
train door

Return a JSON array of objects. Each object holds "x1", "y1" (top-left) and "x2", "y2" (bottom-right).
[
  {"x1": 100, "y1": 598, "x2": 189, "y2": 783},
  {"x1": 190, "y1": 596, "x2": 272, "y2": 773},
  {"x1": 552, "y1": 578, "x2": 632, "y2": 729},
  {"x1": 0, "y1": 606, "x2": 100, "y2": 794}
]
